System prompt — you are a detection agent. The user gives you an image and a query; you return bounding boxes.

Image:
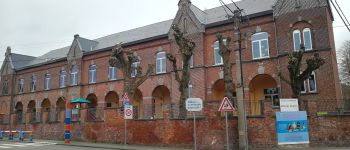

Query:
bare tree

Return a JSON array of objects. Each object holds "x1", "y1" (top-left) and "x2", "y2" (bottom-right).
[
  {"x1": 279, "y1": 45, "x2": 325, "y2": 100},
  {"x1": 167, "y1": 25, "x2": 196, "y2": 118},
  {"x1": 216, "y1": 34, "x2": 235, "y2": 104},
  {"x1": 109, "y1": 43, "x2": 153, "y2": 102},
  {"x1": 338, "y1": 40, "x2": 350, "y2": 85}
]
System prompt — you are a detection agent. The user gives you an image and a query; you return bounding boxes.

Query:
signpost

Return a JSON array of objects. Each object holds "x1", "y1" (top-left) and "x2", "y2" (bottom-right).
[
  {"x1": 122, "y1": 93, "x2": 131, "y2": 145},
  {"x1": 218, "y1": 97, "x2": 235, "y2": 150},
  {"x1": 186, "y1": 98, "x2": 203, "y2": 150}
]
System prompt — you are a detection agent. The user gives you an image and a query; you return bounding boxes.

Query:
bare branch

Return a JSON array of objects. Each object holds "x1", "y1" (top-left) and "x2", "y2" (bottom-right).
[{"x1": 167, "y1": 53, "x2": 181, "y2": 82}]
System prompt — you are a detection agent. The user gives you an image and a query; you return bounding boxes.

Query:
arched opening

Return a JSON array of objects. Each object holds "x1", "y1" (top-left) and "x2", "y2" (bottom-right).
[
  {"x1": 15, "y1": 102, "x2": 23, "y2": 124},
  {"x1": 41, "y1": 99, "x2": 51, "y2": 123},
  {"x1": 133, "y1": 89, "x2": 143, "y2": 119},
  {"x1": 105, "y1": 91, "x2": 119, "y2": 108},
  {"x1": 86, "y1": 93, "x2": 100, "y2": 121},
  {"x1": 27, "y1": 100, "x2": 37, "y2": 123},
  {"x1": 56, "y1": 97, "x2": 66, "y2": 122},
  {"x1": 152, "y1": 85, "x2": 171, "y2": 119},
  {"x1": 212, "y1": 79, "x2": 236, "y2": 116},
  {"x1": 212, "y1": 79, "x2": 225, "y2": 101},
  {"x1": 249, "y1": 74, "x2": 278, "y2": 115},
  {"x1": 0, "y1": 102, "x2": 7, "y2": 124}
]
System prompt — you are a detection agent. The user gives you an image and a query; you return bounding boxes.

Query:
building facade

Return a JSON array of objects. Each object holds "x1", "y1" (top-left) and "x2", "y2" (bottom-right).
[{"x1": 0, "y1": 0, "x2": 345, "y2": 148}]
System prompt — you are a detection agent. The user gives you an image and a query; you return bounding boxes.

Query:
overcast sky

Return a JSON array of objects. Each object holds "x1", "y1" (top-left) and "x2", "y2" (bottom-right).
[{"x1": 0, "y1": 0, "x2": 349, "y2": 65}]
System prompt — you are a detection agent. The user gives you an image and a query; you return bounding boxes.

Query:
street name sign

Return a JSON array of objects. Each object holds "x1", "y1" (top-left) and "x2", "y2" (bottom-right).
[{"x1": 186, "y1": 98, "x2": 203, "y2": 112}]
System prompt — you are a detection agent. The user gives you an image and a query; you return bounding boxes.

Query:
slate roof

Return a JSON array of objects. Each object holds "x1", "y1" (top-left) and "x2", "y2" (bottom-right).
[
  {"x1": 273, "y1": 0, "x2": 328, "y2": 17},
  {"x1": 10, "y1": 53, "x2": 36, "y2": 70},
  {"x1": 13, "y1": 0, "x2": 277, "y2": 70}
]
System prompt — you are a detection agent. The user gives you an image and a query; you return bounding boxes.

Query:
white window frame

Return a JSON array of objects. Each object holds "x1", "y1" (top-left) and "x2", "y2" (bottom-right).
[
  {"x1": 60, "y1": 70, "x2": 66, "y2": 88},
  {"x1": 307, "y1": 72, "x2": 317, "y2": 93},
  {"x1": 188, "y1": 84, "x2": 193, "y2": 98},
  {"x1": 44, "y1": 74, "x2": 51, "y2": 90},
  {"x1": 131, "y1": 62, "x2": 140, "y2": 78},
  {"x1": 251, "y1": 32, "x2": 270, "y2": 60},
  {"x1": 31, "y1": 75, "x2": 36, "y2": 92},
  {"x1": 89, "y1": 65, "x2": 97, "y2": 84},
  {"x1": 19, "y1": 79, "x2": 24, "y2": 93},
  {"x1": 303, "y1": 28, "x2": 313, "y2": 51},
  {"x1": 108, "y1": 66, "x2": 117, "y2": 80},
  {"x1": 71, "y1": 65, "x2": 78, "y2": 86},
  {"x1": 293, "y1": 30, "x2": 302, "y2": 51},
  {"x1": 214, "y1": 40, "x2": 224, "y2": 65},
  {"x1": 156, "y1": 52, "x2": 166, "y2": 74}
]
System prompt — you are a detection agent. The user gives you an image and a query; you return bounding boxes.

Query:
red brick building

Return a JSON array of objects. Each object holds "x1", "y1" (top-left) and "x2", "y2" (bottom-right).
[{"x1": 0, "y1": 0, "x2": 346, "y2": 149}]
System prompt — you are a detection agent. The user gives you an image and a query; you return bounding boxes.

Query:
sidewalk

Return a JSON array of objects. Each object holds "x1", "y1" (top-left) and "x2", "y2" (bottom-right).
[
  {"x1": 27, "y1": 139, "x2": 350, "y2": 150},
  {"x1": 36, "y1": 139, "x2": 192, "y2": 150}
]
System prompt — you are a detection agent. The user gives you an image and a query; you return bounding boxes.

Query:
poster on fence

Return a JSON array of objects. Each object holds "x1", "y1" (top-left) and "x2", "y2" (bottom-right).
[{"x1": 276, "y1": 111, "x2": 309, "y2": 145}]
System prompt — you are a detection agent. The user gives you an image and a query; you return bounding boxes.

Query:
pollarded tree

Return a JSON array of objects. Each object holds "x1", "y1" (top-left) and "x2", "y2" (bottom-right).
[
  {"x1": 167, "y1": 25, "x2": 195, "y2": 118},
  {"x1": 338, "y1": 40, "x2": 350, "y2": 85},
  {"x1": 216, "y1": 34, "x2": 236, "y2": 104},
  {"x1": 280, "y1": 44, "x2": 325, "y2": 101},
  {"x1": 109, "y1": 43, "x2": 153, "y2": 102}
]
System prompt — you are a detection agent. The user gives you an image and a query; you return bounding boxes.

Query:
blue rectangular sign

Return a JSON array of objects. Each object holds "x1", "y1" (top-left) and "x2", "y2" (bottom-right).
[
  {"x1": 66, "y1": 109, "x2": 71, "y2": 118},
  {"x1": 276, "y1": 111, "x2": 309, "y2": 145}
]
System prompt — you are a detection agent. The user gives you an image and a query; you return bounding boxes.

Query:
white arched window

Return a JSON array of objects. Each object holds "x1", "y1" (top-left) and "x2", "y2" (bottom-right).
[
  {"x1": 156, "y1": 52, "x2": 166, "y2": 74},
  {"x1": 252, "y1": 32, "x2": 269, "y2": 59},
  {"x1": 31, "y1": 75, "x2": 37, "y2": 92},
  {"x1": 71, "y1": 65, "x2": 78, "y2": 85},
  {"x1": 131, "y1": 61, "x2": 140, "y2": 77},
  {"x1": 44, "y1": 73, "x2": 51, "y2": 90},
  {"x1": 213, "y1": 40, "x2": 226, "y2": 65},
  {"x1": 59, "y1": 70, "x2": 67, "y2": 88},
  {"x1": 303, "y1": 28, "x2": 312, "y2": 51},
  {"x1": 108, "y1": 66, "x2": 117, "y2": 80},
  {"x1": 89, "y1": 65, "x2": 97, "y2": 84},
  {"x1": 293, "y1": 30, "x2": 302, "y2": 51}
]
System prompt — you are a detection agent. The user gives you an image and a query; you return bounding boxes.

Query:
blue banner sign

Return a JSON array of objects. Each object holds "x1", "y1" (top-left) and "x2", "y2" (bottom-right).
[{"x1": 276, "y1": 111, "x2": 309, "y2": 145}]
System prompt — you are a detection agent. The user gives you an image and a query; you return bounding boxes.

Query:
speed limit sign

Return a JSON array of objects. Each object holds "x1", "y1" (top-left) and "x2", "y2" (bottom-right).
[{"x1": 124, "y1": 105, "x2": 133, "y2": 120}]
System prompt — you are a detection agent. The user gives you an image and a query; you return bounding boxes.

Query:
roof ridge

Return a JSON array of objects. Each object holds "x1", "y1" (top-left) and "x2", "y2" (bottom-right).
[{"x1": 10, "y1": 53, "x2": 36, "y2": 58}]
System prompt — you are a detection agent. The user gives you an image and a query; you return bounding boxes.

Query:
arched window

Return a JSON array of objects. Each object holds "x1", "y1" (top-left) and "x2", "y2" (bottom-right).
[
  {"x1": 108, "y1": 66, "x2": 117, "y2": 80},
  {"x1": 131, "y1": 61, "x2": 140, "y2": 77},
  {"x1": 59, "y1": 70, "x2": 67, "y2": 88},
  {"x1": 213, "y1": 40, "x2": 226, "y2": 65},
  {"x1": 71, "y1": 65, "x2": 78, "y2": 85},
  {"x1": 252, "y1": 32, "x2": 269, "y2": 59},
  {"x1": 308, "y1": 71, "x2": 317, "y2": 93},
  {"x1": 31, "y1": 75, "x2": 36, "y2": 92},
  {"x1": 44, "y1": 73, "x2": 51, "y2": 90},
  {"x1": 156, "y1": 52, "x2": 166, "y2": 74},
  {"x1": 293, "y1": 30, "x2": 302, "y2": 51},
  {"x1": 303, "y1": 28, "x2": 312, "y2": 50},
  {"x1": 18, "y1": 79, "x2": 24, "y2": 93},
  {"x1": 89, "y1": 65, "x2": 97, "y2": 84},
  {"x1": 2, "y1": 79, "x2": 8, "y2": 95}
]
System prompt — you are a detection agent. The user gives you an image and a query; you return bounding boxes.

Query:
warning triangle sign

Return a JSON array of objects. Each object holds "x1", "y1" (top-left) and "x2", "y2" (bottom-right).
[
  {"x1": 218, "y1": 97, "x2": 235, "y2": 112},
  {"x1": 123, "y1": 93, "x2": 130, "y2": 102}
]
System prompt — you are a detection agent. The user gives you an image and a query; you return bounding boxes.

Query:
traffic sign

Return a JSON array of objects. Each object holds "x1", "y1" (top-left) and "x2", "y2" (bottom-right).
[
  {"x1": 122, "y1": 93, "x2": 130, "y2": 102},
  {"x1": 124, "y1": 105, "x2": 133, "y2": 119},
  {"x1": 218, "y1": 97, "x2": 235, "y2": 112},
  {"x1": 186, "y1": 98, "x2": 203, "y2": 112}
]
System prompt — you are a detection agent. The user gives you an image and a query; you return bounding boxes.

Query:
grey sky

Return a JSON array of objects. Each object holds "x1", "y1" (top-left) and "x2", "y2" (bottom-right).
[{"x1": 0, "y1": 0, "x2": 349, "y2": 65}]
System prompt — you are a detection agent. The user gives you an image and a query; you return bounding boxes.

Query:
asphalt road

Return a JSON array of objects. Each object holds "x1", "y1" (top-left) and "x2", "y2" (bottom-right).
[{"x1": 0, "y1": 141, "x2": 119, "y2": 150}]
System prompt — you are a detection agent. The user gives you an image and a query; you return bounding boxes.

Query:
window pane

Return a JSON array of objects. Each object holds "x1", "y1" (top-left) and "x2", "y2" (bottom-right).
[
  {"x1": 309, "y1": 73, "x2": 316, "y2": 92},
  {"x1": 252, "y1": 41, "x2": 260, "y2": 59},
  {"x1": 303, "y1": 30, "x2": 312, "y2": 50},
  {"x1": 261, "y1": 40, "x2": 269, "y2": 57},
  {"x1": 252, "y1": 32, "x2": 268, "y2": 41},
  {"x1": 215, "y1": 48, "x2": 222, "y2": 64},
  {"x1": 161, "y1": 58, "x2": 166, "y2": 72},
  {"x1": 189, "y1": 55, "x2": 194, "y2": 68},
  {"x1": 301, "y1": 82, "x2": 305, "y2": 92},
  {"x1": 293, "y1": 31, "x2": 301, "y2": 51},
  {"x1": 156, "y1": 59, "x2": 161, "y2": 73}
]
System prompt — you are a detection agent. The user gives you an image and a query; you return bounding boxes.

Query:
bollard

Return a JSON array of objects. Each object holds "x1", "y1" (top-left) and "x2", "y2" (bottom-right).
[{"x1": 28, "y1": 131, "x2": 33, "y2": 142}]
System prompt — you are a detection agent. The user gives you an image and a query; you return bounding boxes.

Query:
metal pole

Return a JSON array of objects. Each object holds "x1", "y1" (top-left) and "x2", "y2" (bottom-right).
[
  {"x1": 124, "y1": 119, "x2": 127, "y2": 145},
  {"x1": 193, "y1": 112, "x2": 197, "y2": 150},
  {"x1": 225, "y1": 112, "x2": 229, "y2": 150}
]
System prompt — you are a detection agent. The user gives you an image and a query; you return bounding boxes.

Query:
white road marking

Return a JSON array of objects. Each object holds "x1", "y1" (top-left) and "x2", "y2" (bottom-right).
[
  {"x1": 0, "y1": 146, "x2": 11, "y2": 149},
  {"x1": 0, "y1": 142, "x2": 56, "y2": 148}
]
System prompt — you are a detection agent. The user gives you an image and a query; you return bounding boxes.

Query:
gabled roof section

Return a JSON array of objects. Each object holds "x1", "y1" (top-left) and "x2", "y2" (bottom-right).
[
  {"x1": 273, "y1": 0, "x2": 328, "y2": 17},
  {"x1": 76, "y1": 36, "x2": 98, "y2": 52},
  {"x1": 10, "y1": 53, "x2": 36, "y2": 70}
]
